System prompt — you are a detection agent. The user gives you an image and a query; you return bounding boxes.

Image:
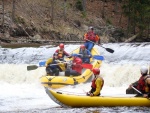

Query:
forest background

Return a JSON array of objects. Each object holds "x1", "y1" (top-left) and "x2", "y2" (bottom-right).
[{"x1": 0, "y1": 0, "x2": 149, "y2": 46}]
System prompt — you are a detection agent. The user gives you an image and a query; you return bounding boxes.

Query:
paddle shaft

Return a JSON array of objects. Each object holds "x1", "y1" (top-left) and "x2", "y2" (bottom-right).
[
  {"x1": 28, "y1": 61, "x2": 92, "y2": 71},
  {"x1": 56, "y1": 60, "x2": 93, "y2": 70},
  {"x1": 131, "y1": 86, "x2": 143, "y2": 95},
  {"x1": 85, "y1": 39, "x2": 114, "y2": 53},
  {"x1": 72, "y1": 53, "x2": 104, "y2": 60},
  {"x1": 27, "y1": 63, "x2": 59, "y2": 71}
]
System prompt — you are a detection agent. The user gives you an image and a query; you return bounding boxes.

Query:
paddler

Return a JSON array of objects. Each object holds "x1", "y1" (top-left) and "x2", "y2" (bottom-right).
[
  {"x1": 86, "y1": 68, "x2": 104, "y2": 96},
  {"x1": 54, "y1": 43, "x2": 71, "y2": 61},
  {"x1": 126, "y1": 66, "x2": 150, "y2": 98}
]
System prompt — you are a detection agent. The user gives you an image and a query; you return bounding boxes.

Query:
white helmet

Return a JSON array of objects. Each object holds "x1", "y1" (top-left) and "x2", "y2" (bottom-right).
[
  {"x1": 88, "y1": 26, "x2": 94, "y2": 30},
  {"x1": 140, "y1": 66, "x2": 148, "y2": 75}
]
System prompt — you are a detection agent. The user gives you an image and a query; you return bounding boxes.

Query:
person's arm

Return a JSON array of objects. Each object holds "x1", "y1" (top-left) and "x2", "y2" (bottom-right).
[
  {"x1": 132, "y1": 81, "x2": 138, "y2": 87},
  {"x1": 83, "y1": 33, "x2": 87, "y2": 41},
  {"x1": 98, "y1": 37, "x2": 101, "y2": 45},
  {"x1": 73, "y1": 60, "x2": 82, "y2": 67},
  {"x1": 53, "y1": 50, "x2": 59, "y2": 57},
  {"x1": 95, "y1": 35, "x2": 101, "y2": 45},
  {"x1": 143, "y1": 92, "x2": 150, "y2": 98},
  {"x1": 92, "y1": 78, "x2": 103, "y2": 96},
  {"x1": 64, "y1": 51, "x2": 70, "y2": 56},
  {"x1": 46, "y1": 58, "x2": 53, "y2": 66}
]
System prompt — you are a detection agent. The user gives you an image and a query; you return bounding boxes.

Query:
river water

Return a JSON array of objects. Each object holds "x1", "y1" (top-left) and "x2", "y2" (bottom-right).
[{"x1": 0, "y1": 43, "x2": 150, "y2": 113}]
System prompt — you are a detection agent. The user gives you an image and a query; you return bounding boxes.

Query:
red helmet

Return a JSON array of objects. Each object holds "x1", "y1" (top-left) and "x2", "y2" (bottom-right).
[
  {"x1": 92, "y1": 68, "x2": 100, "y2": 75},
  {"x1": 59, "y1": 43, "x2": 64, "y2": 49},
  {"x1": 80, "y1": 45, "x2": 85, "y2": 49}
]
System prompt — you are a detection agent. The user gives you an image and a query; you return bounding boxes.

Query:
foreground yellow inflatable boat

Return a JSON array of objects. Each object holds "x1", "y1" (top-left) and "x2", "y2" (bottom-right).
[
  {"x1": 40, "y1": 47, "x2": 102, "y2": 89},
  {"x1": 45, "y1": 88, "x2": 150, "y2": 107}
]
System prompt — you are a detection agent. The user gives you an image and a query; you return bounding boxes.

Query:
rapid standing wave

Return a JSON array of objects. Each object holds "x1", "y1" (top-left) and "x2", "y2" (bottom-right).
[{"x1": 0, "y1": 43, "x2": 150, "y2": 113}]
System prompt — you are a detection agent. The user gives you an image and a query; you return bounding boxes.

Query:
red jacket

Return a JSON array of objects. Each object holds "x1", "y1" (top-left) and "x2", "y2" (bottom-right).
[
  {"x1": 84, "y1": 31, "x2": 100, "y2": 43},
  {"x1": 137, "y1": 76, "x2": 145, "y2": 92},
  {"x1": 72, "y1": 57, "x2": 83, "y2": 74}
]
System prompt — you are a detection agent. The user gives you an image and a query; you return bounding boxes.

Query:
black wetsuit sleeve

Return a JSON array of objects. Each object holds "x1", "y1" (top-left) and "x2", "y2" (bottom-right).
[
  {"x1": 98, "y1": 38, "x2": 101, "y2": 44},
  {"x1": 132, "y1": 81, "x2": 138, "y2": 87}
]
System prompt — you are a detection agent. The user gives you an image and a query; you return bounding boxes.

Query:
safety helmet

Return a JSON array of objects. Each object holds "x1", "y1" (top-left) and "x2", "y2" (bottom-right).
[
  {"x1": 59, "y1": 43, "x2": 64, "y2": 49},
  {"x1": 92, "y1": 68, "x2": 100, "y2": 75},
  {"x1": 89, "y1": 26, "x2": 94, "y2": 31},
  {"x1": 80, "y1": 45, "x2": 85, "y2": 49},
  {"x1": 140, "y1": 66, "x2": 148, "y2": 75}
]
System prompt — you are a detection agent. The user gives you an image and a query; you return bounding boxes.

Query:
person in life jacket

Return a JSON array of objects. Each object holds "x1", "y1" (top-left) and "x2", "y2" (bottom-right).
[
  {"x1": 126, "y1": 66, "x2": 150, "y2": 98},
  {"x1": 83, "y1": 26, "x2": 101, "y2": 51},
  {"x1": 78, "y1": 45, "x2": 92, "y2": 63},
  {"x1": 45, "y1": 53, "x2": 60, "y2": 76},
  {"x1": 54, "y1": 43, "x2": 71, "y2": 61},
  {"x1": 86, "y1": 68, "x2": 104, "y2": 96},
  {"x1": 65, "y1": 54, "x2": 83, "y2": 76}
]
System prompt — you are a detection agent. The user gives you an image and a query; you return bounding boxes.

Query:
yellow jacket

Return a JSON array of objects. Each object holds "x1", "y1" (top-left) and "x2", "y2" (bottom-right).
[
  {"x1": 46, "y1": 58, "x2": 66, "y2": 71},
  {"x1": 93, "y1": 76, "x2": 104, "y2": 96}
]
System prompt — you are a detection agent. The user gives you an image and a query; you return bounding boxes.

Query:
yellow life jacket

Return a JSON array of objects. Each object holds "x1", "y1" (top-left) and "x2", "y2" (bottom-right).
[
  {"x1": 46, "y1": 58, "x2": 66, "y2": 71},
  {"x1": 46, "y1": 58, "x2": 53, "y2": 66},
  {"x1": 58, "y1": 49, "x2": 64, "y2": 58},
  {"x1": 58, "y1": 63, "x2": 66, "y2": 71}
]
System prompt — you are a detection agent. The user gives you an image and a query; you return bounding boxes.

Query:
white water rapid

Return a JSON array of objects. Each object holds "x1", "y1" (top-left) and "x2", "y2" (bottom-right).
[{"x1": 0, "y1": 43, "x2": 150, "y2": 113}]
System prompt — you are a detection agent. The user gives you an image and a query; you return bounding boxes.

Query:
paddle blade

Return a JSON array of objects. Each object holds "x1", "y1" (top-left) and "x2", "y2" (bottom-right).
[
  {"x1": 105, "y1": 48, "x2": 114, "y2": 53},
  {"x1": 27, "y1": 65, "x2": 38, "y2": 71},
  {"x1": 82, "y1": 63, "x2": 93, "y2": 69},
  {"x1": 100, "y1": 45, "x2": 114, "y2": 53},
  {"x1": 93, "y1": 55, "x2": 104, "y2": 60},
  {"x1": 39, "y1": 61, "x2": 46, "y2": 66}
]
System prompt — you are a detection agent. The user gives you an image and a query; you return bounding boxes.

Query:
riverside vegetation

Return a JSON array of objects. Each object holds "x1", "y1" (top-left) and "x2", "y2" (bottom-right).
[{"x1": 0, "y1": 0, "x2": 149, "y2": 46}]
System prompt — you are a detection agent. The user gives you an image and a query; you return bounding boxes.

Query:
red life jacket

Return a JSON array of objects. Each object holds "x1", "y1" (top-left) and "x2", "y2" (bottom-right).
[
  {"x1": 72, "y1": 57, "x2": 83, "y2": 74},
  {"x1": 91, "y1": 79, "x2": 96, "y2": 88},
  {"x1": 137, "y1": 76, "x2": 146, "y2": 92},
  {"x1": 86, "y1": 31, "x2": 96, "y2": 42},
  {"x1": 91, "y1": 77, "x2": 104, "y2": 89}
]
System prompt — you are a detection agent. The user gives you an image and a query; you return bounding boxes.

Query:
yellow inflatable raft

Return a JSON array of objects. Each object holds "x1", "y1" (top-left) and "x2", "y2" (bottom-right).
[
  {"x1": 40, "y1": 47, "x2": 102, "y2": 89},
  {"x1": 45, "y1": 88, "x2": 150, "y2": 107}
]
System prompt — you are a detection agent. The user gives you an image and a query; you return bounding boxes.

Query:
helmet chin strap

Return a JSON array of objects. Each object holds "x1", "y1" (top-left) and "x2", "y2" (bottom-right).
[{"x1": 94, "y1": 75, "x2": 98, "y2": 78}]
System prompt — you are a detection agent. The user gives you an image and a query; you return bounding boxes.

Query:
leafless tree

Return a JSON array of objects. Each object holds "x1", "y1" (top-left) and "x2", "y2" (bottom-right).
[
  {"x1": 49, "y1": 0, "x2": 54, "y2": 25},
  {"x1": 113, "y1": 0, "x2": 118, "y2": 13},
  {"x1": 12, "y1": 0, "x2": 16, "y2": 22},
  {"x1": 82, "y1": 0, "x2": 86, "y2": 12},
  {"x1": 101, "y1": 0, "x2": 106, "y2": 19},
  {"x1": 2, "y1": 0, "x2": 4, "y2": 27},
  {"x1": 63, "y1": 0, "x2": 67, "y2": 21}
]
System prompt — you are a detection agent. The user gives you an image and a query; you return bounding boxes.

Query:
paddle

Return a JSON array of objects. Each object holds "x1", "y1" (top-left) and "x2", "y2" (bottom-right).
[
  {"x1": 27, "y1": 61, "x2": 93, "y2": 71},
  {"x1": 72, "y1": 54, "x2": 104, "y2": 61},
  {"x1": 47, "y1": 60, "x2": 93, "y2": 69},
  {"x1": 99, "y1": 45, "x2": 114, "y2": 53},
  {"x1": 81, "y1": 63, "x2": 93, "y2": 69},
  {"x1": 132, "y1": 83, "x2": 150, "y2": 99},
  {"x1": 131, "y1": 86, "x2": 143, "y2": 95},
  {"x1": 27, "y1": 65, "x2": 40, "y2": 71},
  {"x1": 85, "y1": 39, "x2": 114, "y2": 53},
  {"x1": 93, "y1": 55, "x2": 104, "y2": 60},
  {"x1": 27, "y1": 63, "x2": 58, "y2": 71}
]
